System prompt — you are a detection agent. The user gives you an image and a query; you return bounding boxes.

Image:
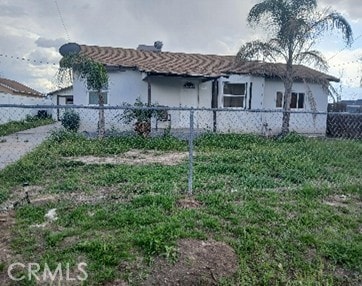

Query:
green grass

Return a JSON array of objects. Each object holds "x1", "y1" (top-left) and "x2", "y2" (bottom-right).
[
  {"x1": 0, "y1": 132, "x2": 361, "y2": 285},
  {"x1": 0, "y1": 115, "x2": 54, "y2": 137}
]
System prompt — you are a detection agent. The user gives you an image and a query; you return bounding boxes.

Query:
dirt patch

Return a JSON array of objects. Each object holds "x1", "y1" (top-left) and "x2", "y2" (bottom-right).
[
  {"x1": 177, "y1": 196, "x2": 202, "y2": 209},
  {"x1": 63, "y1": 187, "x2": 130, "y2": 205},
  {"x1": 0, "y1": 185, "x2": 59, "y2": 211},
  {"x1": 323, "y1": 194, "x2": 349, "y2": 207},
  {"x1": 323, "y1": 194, "x2": 362, "y2": 209},
  {"x1": 0, "y1": 211, "x2": 16, "y2": 285},
  {"x1": 143, "y1": 239, "x2": 238, "y2": 285},
  {"x1": 66, "y1": 149, "x2": 188, "y2": 166}
]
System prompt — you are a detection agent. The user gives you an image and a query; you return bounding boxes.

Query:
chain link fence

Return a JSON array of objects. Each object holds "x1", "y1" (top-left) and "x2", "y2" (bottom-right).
[
  {"x1": 0, "y1": 104, "x2": 361, "y2": 286},
  {"x1": 0, "y1": 104, "x2": 361, "y2": 200}
]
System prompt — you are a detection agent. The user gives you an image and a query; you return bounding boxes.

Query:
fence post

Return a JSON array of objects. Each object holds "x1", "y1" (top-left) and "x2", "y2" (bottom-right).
[{"x1": 188, "y1": 109, "x2": 194, "y2": 195}]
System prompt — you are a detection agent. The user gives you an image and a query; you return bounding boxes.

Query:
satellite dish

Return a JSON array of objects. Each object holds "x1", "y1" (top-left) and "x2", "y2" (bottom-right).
[{"x1": 59, "y1": 43, "x2": 81, "y2": 56}]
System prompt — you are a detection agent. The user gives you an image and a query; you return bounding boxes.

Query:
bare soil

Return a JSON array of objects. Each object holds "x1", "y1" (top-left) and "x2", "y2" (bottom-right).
[
  {"x1": 66, "y1": 149, "x2": 188, "y2": 166},
  {"x1": 177, "y1": 196, "x2": 202, "y2": 209},
  {"x1": 142, "y1": 239, "x2": 238, "y2": 286},
  {"x1": 323, "y1": 194, "x2": 362, "y2": 209},
  {"x1": 0, "y1": 211, "x2": 16, "y2": 285}
]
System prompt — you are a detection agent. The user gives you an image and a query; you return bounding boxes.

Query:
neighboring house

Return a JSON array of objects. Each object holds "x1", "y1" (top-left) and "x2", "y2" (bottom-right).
[
  {"x1": 48, "y1": 86, "x2": 73, "y2": 120},
  {"x1": 59, "y1": 42, "x2": 339, "y2": 135},
  {"x1": 341, "y1": 99, "x2": 362, "y2": 113},
  {"x1": 0, "y1": 77, "x2": 49, "y2": 124}
]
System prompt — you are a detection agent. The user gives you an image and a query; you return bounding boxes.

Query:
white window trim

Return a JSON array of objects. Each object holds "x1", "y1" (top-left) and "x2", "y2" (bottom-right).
[
  {"x1": 275, "y1": 91, "x2": 305, "y2": 110},
  {"x1": 222, "y1": 82, "x2": 247, "y2": 109}
]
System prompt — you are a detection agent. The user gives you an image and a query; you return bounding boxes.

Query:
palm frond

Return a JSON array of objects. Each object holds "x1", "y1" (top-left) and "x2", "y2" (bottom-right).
[
  {"x1": 294, "y1": 50, "x2": 328, "y2": 71},
  {"x1": 311, "y1": 11, "x2": 353, "y2": 46},
  {"x1": 290, "y1": 0, "x2": 317, "y2": 16},
  {"x1": 237, "y1": 40, "x2": 284, "y2": 62},
  {"x1": 247, "y1": 0, "x2": 287, "y2": 27}
]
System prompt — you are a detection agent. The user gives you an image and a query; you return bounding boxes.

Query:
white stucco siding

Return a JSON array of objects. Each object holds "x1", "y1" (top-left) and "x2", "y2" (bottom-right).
[
  {"x1": 50, "y1": 87, "x2": 73, "y2": 120},
  {"x1": 150, "y1": 77, "x2": 213, "y2": 129},
  {"x1": 215, "y1": 75, "x2": 264, "y2": 133},
  {"x1": 0, "y1": 92, "x2": 50, "y2": 124},
  {"x1": 250, "y1": 76, "x2": 265, "y2": 110},
  {"x1": 262, "y1": 79, "x2": 328, "y2": 135},
  {"x1": 108, "y1": 70, "x2": 148, "y2": 105},
  {"x1": 263, "y1": 79, "x2": 328, "y2": 111},
  {"x1": 73, "y1": 70, "x2": 148, "y2": 131},
  {"x1": 73, "y1": 70, "x2": 148, "y2": 106},
  {"x1": 71, "y1": 68, "x2": 329, "y2": 135}
]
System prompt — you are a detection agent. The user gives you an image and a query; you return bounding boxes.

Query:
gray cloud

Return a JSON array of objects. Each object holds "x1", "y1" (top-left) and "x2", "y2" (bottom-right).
[
  {"x1": 320, "y1": 0, "x2": 362, "y2": 20},
  {"x1": 0, "y1": 4, "x2": 26, "y2": 17},
  {"x1": 0, "y1": 0, "x2": 360, "y2": 97},
  {"x1": 35, "y1": 37, "x2": 67, "y2": 49}
]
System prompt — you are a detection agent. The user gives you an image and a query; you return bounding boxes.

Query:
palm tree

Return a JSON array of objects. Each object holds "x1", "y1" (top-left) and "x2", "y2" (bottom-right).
[{"x1": 238, "y1": 0, "x2": 353, "y2": 135}]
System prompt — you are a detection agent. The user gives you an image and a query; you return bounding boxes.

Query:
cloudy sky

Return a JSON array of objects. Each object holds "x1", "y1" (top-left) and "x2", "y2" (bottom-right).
[{"x1": 0, "y1": 0, "x2": 361, "y2": 99}]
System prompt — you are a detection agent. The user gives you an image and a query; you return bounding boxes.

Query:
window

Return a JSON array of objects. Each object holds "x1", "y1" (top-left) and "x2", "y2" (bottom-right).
[
  {"x1": 223, "y1": 83, "x2": 246, "y2": 108},
  {"x1": 276, "y1": 92, "x2": 283, "y2": 108},
  {"x1": 89, "y1": 91, "x2": 108, "y2": 105},
  {"x1": 275, "y1": 91, "x2": 305, "y2": 109},
  {"x1": 65, "y1": 96, "x2": 73, "y2": 105}
]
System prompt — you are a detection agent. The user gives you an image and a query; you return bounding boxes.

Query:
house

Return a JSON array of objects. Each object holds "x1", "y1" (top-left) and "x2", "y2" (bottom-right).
[
  {"x1": 59, "y1": 42, "x2": 339, "y2": 135},
  {"x1": 48, "y1": 86, "x2": 73, "y2": 120},
  {"x1": 341, "y1": 99, "x2": 362, "y2": 113},
  {"x1": 0, "y1": 77, "x2": 49, "y2": 124}
]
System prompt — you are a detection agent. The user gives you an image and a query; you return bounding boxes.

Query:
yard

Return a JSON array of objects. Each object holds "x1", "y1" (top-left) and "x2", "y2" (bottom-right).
[
  {"x1": 0, "y1": 132, "x2": 361, "y2": 285},
  {"x1": 0, "y1": 116, "x2": 54, "y2": 137}
]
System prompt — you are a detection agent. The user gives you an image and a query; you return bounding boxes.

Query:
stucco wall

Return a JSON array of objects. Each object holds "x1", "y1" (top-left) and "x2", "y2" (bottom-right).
[
  {"x1": 261, "y1": 79, "x2": 328, "y2": 135},
  {"x1": 0, "y1": 92, "x2": 50, "y2": 124},
  {"x1": 150, "y1": 76, "x2": 213, "y2": 129},
  {"x1": 50, "y1": 87, "x2": 73, "y2": 120},
  {"x1": 71, "y1": 68, "x2": 329, "y2": 135},
  {"x1": 73, "y1": 70, "x2": 215, "y2": 131}
]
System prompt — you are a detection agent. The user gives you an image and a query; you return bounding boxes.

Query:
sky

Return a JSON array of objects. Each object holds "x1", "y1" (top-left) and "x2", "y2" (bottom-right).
[{"x1": 0, "y1": 0, "x2": 361, "y2": 100}]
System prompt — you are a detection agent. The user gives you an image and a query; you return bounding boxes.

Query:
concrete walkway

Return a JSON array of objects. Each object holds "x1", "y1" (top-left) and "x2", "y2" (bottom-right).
[{"x1": 0, "y1": 123, "x2": 60, "y2": 170}]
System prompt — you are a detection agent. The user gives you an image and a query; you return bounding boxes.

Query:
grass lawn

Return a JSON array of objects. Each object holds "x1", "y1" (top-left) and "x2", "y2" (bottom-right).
[
  {"x1": 0, "y1": 116, "x2": 54, "y2": 137},
  {"x1": 0, "y1": 132, "x2": 361, "y2": 285}
]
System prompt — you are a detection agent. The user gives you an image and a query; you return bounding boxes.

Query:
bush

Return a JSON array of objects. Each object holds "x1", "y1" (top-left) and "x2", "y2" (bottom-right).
[
  {"x1": 120, "y1": 98, "x2": 167, "y2": 137},
  {"x1": 61, "y1": 110, "x2": 80, "y2": 132}
]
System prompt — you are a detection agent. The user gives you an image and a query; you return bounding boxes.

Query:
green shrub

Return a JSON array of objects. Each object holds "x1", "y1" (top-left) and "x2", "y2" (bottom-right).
[{"x1": 61, "y1": 110, "x2": 80, "y2": 132}]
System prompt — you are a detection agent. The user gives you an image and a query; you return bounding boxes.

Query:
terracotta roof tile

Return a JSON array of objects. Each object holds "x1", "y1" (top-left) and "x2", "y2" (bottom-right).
[
  {"x1": 0, "y1": 77, "x2": 43, "y2": 97},
  {"x1": 78, "y1": 44, "x2": 338, "y2": 82}
]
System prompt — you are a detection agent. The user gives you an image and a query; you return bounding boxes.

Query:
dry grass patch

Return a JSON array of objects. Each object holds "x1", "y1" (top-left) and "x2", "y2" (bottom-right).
[
  {"x1": 66, "y1": 149, "x2": 188, "y2": 166},
  {"x1": 323, "y1": 194, "x2": 362, "y2": 209},
  {"x1": 177, "y1": 196, "x2": 202, "y2": 209}
]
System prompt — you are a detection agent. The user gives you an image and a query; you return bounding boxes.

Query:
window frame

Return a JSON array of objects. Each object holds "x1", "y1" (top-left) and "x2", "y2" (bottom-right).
[
  {"x1": 275, "y1": 91, "x2": 305, "y2": 109},
  {"x1": 222, "y1": 82, "x2": 247, "y2": 109},
  {"x1": 88, "y1": 90, "x2": 109, "y2": 105}
]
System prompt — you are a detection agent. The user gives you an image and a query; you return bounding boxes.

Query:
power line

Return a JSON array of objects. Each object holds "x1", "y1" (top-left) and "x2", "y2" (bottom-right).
[
  {"x1": 54, "y1": 0, "x2": 71, "y2": 42},
  {"x1": 327, "y1": 34, "x2": 362, "y2": 61},
  {"x1": 0, "y1": 53, "x2": 58, "y2": 66},
  {"x1": 330, "y1": 58, "x2": 362, "y2": 68}
]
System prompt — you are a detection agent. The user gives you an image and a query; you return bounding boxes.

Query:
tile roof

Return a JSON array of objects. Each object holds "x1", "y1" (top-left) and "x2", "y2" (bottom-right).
[
  {"x1": 78, "y1": 44, "x2": 339, "y2": 82},
  {"x1": 0, "y1": 77, "x2": 43, "y2": 97}
]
